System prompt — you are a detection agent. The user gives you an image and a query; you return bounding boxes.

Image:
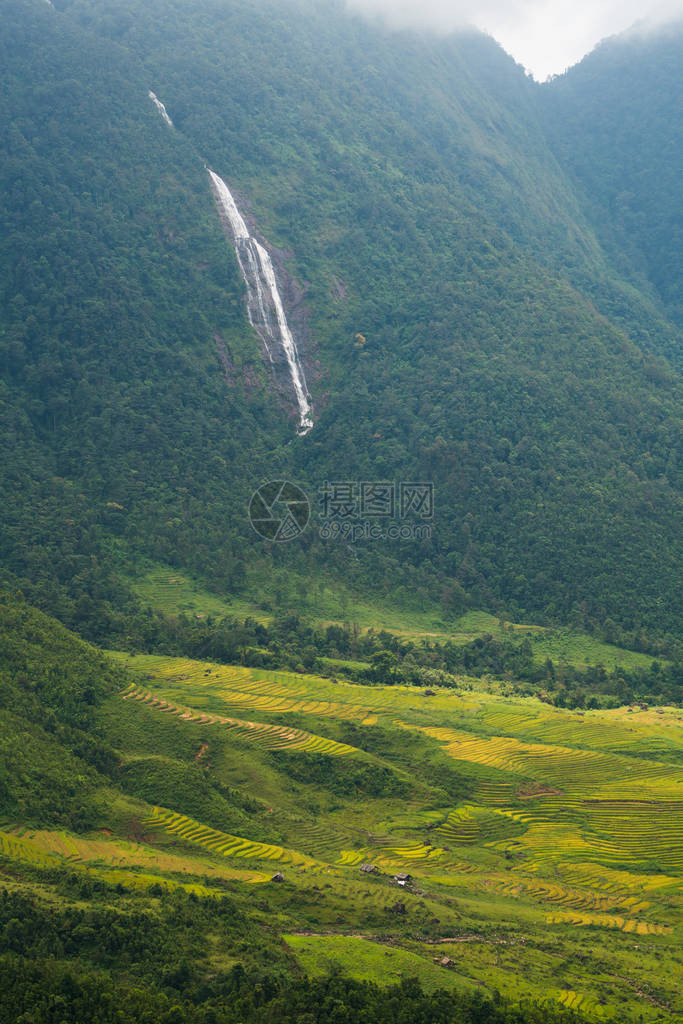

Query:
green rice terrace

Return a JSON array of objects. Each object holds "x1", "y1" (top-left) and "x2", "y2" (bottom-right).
[{"x1": 3, "y1": 646, "x2": 680, "y2": 1021}]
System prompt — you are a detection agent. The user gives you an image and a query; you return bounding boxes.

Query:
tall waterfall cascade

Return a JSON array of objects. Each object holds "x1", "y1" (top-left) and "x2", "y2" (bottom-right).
[
  {"x1": 148, "y1": 91, "x2": 174, "y2": 127},
  {"x1": 208, "y1": 169, "x2": 313, "y2": 435}
]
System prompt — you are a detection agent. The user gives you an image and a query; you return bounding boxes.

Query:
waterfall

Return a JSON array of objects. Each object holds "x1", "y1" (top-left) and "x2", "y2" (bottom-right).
[
  {"x1": 148, "y1": 91, "x2": 174, "y2": 127},
  {"x1": 208, "y1": 169, "x2": 313, "y2": 435}
]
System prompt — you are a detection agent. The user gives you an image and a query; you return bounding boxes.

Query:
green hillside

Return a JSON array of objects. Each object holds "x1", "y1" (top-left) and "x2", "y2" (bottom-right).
[
  {"x1": 0, "y1": 596, "x2": 681, "y2": 1021},
  {"x1": 541, "y1": 23, "x2": 683, "y2": 342}
]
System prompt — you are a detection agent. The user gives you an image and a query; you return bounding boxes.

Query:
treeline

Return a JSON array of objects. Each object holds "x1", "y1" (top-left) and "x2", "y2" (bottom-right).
[
  {"x1": 4, "y1": 589, "x2": 677, "y2": 712},
  {"x1": 0, "y1": 886, "x2": 596, "y2": 1024},
  {"x1": 106, "y1": 607, "x2": 682, "y2": 707}
]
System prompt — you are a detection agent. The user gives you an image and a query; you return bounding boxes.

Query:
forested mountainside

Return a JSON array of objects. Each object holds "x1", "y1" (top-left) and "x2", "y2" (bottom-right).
[
  {"x1": 0, "y1": 0, "x2": 286, "y2": 638},
  {"x1": 1, "y1": 0, "x2": 681, "y2": 644},
  {"x1": 541, "y1": 22, "x2": 683, "y2": 342}
]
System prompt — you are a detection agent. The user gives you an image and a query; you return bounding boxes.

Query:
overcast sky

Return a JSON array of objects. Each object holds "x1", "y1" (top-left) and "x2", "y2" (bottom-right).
[{"x1": 345, "y1": 0, "x2": 683, "y2": 79}]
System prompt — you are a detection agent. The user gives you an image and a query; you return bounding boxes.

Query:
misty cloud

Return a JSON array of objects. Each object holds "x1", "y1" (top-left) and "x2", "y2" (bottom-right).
[{"x1": 344, "y1": 0, "x2": 683, "y2": 79}]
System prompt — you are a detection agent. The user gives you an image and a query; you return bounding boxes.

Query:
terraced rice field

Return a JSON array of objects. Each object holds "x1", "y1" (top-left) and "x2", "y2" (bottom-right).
[
  {"x1": 414, "y1": 726, "x2": 681, "y2": 800},
  {"x1": 480, "y1": 704, "x2": 682, "y2": 755},
  {"x1": 480, "y1": 873, "x2": 651, "y2": 915},
  {"x1": 558, "y1": 991, "x2": 605, "y2": 1017},
  {"x1": 485, "y1": 798, "x2": 683, "y2": 874},
  {"x1": 143, "y1": 807, "x2": 319, "y2": 868},
  {"x1": 130, "y1": 569, "x2": 254, "y2": 620},
  {"x1": 285, "y1": 820, "x2": 354, "y2": 858},
  {"x1": 116, "y1": 656, "x2": 682, "y2": 892},
  {"x1": 114, "y1": 653, "x2": 476, "y2": 722},
  {"x1": 336, "y1": 840, "x2": 446, "y2": 871},
  {"x1": 123, "y1": 684, "x2": 358, "y2": 756},
  {"x1": 120, "y1": 658, "x2": 377, "y2": 721},
  {"x1": 556, "y1": 860, "x2": 680, "y2": 896},
  {"x1": 580, "y1": 800, "x2": 683, "y2": 872},
  {"x1": 0, "y1": 829, "x2": 57, "y2": 869},
  {"x1": 436, "y1": 805, "x2": 527, "y2": 845},
  {"x1": 2, "y1": 626, "x2": 678, "y2": 1023},
  {"x1": 375, "y1": 809, "x2": 451, "y2": 832},
  {"x1": 0, "y1": 828, "x2": 267, "y2": 889},
  {"x1": 546, "y1": 910, "x2": 671, "y2": 935},
  {"x1": 107, "y1": 651, "x2": 682, "y2": 1017}
]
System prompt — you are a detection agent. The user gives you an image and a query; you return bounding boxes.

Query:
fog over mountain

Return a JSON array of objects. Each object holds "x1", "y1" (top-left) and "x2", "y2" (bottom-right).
[{"x1": 344, "y1": 0, "x2": 683, "y2": 77}]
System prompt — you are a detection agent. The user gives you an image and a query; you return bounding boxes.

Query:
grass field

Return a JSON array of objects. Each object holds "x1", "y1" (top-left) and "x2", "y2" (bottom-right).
[
  {"x1": 128, "y1": 566, "x2": 268, "y2": 622},
  {"x1": 282, "y1": 934, "x2": 477, "y2": 993}
]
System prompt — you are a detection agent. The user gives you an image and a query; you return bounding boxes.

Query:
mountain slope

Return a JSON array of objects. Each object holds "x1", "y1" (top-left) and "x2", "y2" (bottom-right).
[
  {"x1": 540, "y1": 21, "x2": 683, "y2": 344},
  {"x1": 0, "y1": 593, "x2": 121, "y2": 827},
  {"x1": 1, "y1": 0, "x2": 680, "y2": 639},
  {"x1": 0, "y1": 0, "x2": 291, "y2": 637}
]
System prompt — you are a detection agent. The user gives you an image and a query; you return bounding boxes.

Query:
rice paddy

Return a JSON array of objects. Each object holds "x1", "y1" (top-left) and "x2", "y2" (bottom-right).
[
  {"x1": 7, "y1": 650, "x2": 678, "y2": 1020},
  {"x1": 142, "y1": 807, "x2": 319, "y2": 868},
  {"x1": 413, "y1": 726, "x2": 680, "y2": 799},
  {"x1": 0, "y1": 827, "x2": 269, "y2": 888},
  {"x1": 545, "y1": 910, "x2": 672, "y2": 935},
  {"x1": 436, "y1": 804, "x2": 528, "y2": 845},
  {"x1": 112, "y1": 657, "x2": 681, "y2": 902},
  {"x1": 122, "y1": 683, "x2": 358, "y2": 756}
]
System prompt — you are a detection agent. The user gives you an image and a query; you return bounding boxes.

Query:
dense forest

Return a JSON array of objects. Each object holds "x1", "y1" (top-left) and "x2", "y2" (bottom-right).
[
  {"x1": 0, "y1": 0, "x2": 680, "y2": 649},
  {"x1": 541, "y1": 23, "x2": 683, "y2": 341},
  {"x1": 79, "y1": 603, "x2": 681, "y2": 707}
]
